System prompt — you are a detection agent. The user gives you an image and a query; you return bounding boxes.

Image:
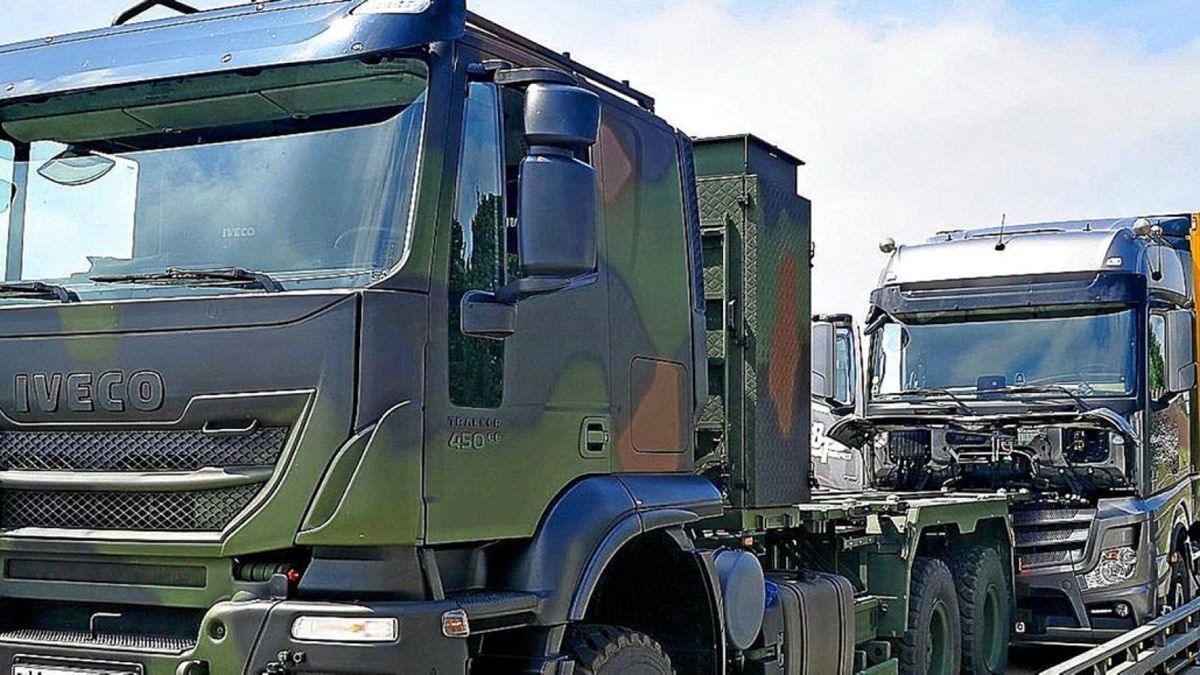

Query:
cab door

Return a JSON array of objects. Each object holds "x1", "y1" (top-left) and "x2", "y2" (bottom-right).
[{"x1": 423, "y1": 77, "x2": 611, "y2": 544}]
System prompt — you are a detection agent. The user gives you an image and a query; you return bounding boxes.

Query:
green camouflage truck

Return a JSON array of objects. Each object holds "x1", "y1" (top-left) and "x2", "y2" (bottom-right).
[{"x1": 0, "y1": 2, "x2": 1016, "y2": 674}]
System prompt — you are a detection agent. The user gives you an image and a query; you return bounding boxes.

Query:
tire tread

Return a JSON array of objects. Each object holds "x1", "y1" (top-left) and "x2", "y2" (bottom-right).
[
  {"x1": 949, "y1": 546, "x2": 1011, "y2": 675},
  {"x1": 565, "y1": 624, "x2": 673, "y2": 674},
  {"x1": 898, "y1": 557, "x2": 961, "y2": 675}
]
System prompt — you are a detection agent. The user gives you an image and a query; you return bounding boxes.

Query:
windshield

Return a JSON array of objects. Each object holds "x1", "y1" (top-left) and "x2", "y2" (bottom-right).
[
  {"x1": 0, "y1": 58, "x2": 428, "y2": 301},
  {"x1": 872, "y1": 309, "x2": 1138, "y2": 398}
]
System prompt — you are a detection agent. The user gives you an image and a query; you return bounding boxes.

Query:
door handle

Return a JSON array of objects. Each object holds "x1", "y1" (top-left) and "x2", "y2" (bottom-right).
[{"x1": 580, "y1": 418, "x2": 610, "y2": 458}]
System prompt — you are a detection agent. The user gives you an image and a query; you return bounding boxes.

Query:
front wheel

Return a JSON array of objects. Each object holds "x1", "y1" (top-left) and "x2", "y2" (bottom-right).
[
  {"x1": 1166, "y1": 548, "x2": 1194, "y2": 613},
  {"x1": 951, "y1": 546, "x2": 1012, "y2": 675},
  {"x1": 898, "y1": 558, "x2": 962, "y2": 675},
  {"x1": 564, "y1": 624, "x2": 674, "y2": 674}
]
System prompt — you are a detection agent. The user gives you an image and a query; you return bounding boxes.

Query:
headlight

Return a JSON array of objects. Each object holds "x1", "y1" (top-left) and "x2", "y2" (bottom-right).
[
  {"x1": 1081, "y1": 547, "x2": 1138, "y2": 590},
  {"x1": 291, "y1": 616, "x2": 399, "y2": 643}
]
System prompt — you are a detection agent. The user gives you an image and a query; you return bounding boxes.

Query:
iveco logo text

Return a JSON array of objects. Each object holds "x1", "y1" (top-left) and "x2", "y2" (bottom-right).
[
  {"x1": 13, "y1": 370, "x2": 166, "y2": 414},
  {"x1": 222, "y1": 226, "x2": 257, "y2": 239}
]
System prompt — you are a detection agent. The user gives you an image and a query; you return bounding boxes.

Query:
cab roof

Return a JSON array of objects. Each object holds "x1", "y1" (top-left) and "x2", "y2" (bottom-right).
[
  {"x1": 882, "y1": 214, "x2": 1195, "y2": 296},
  {"x1": 0, "y1": 0, "x2": 465, "y2": 105}
]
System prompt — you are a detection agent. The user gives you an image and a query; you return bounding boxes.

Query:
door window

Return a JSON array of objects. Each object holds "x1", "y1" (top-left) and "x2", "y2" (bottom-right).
[
  {"x1": 448, "y1": 83, "x2": 506, "y2": 408},
  {"x1": 835, "y1": 327, "x2": 856, "y2": 406}
]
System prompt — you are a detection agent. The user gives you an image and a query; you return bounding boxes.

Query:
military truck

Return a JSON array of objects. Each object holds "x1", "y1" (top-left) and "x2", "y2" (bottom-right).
[
  {"x1": 836, "y1": 215, "x2": 1200, "y2": 648},
  {"x1": 0, "y1": 2, "x2": 1019, "y2": 674}
]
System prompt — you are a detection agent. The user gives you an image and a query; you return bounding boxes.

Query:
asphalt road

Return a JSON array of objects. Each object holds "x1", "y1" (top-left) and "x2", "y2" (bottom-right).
[{"x1": 1009, "y1": 646, "x2": 1087, "y2": 674}]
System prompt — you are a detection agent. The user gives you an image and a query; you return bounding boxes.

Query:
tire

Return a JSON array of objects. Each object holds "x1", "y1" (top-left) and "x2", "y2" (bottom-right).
[
  {"x1": 1166, "y1": 546, "x2": 1194, "y2": 613},
  {"x1": 564, "y1": 624, "x2": 674, "y2": 674},
  {"x1": 898, "y1": 558, "x2": 962, "y2": 675},
  {"x1": 950, "y1": 546, "x2": 1012, "y2": 675}
]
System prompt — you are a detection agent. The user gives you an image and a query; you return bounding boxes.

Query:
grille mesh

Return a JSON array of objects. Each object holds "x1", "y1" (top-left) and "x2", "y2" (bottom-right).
[
  {"x1": 2, "y1": 485, "x2": 261, "y2": 531},
  {"x1": 1013, "y1": 507, "x2": 1096, "y2": 570},
  {"x1": 0, "y1": 427, "x2": 287, "y2": 472}
]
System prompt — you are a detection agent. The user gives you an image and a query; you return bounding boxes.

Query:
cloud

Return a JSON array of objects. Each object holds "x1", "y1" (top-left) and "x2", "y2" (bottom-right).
[
  {"x1": 474, "y1": 0, "x2": 1200, "y2": 319},
  {"x1": 6, "y1": 0, "x2": 1200, "y2": 319}
]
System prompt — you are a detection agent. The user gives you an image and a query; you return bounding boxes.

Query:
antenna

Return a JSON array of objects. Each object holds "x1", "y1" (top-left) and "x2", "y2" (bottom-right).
[{"x1": 995, "y1": 213, "x2": 1007, "y2": 251}]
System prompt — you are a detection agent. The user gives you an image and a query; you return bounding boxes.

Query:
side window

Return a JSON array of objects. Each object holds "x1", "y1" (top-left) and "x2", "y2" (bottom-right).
[
  {"x1": 1148, "y1": 311, "x2": 1189, "y2": 488},
  {"x1": 500, "y1": 88, "x2": 525, "y2": 280},
  {"x1": 449, "y1": 83, "x2": 506, "y2": 408},
  {"x1": 1149, "y1": 314, "x2": 1167, "y2": 400},
  {"x1": 835, "y1": 327, "x2": 855, "y2": 405},
  {"x1": 0, "y1": 141, "x2": 12, "y2": 278}
]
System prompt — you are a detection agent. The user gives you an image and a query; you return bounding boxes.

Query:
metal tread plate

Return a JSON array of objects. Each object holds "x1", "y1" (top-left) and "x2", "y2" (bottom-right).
[{"x1": 1, "y1": 629, "x2": 194, "y2": 654}]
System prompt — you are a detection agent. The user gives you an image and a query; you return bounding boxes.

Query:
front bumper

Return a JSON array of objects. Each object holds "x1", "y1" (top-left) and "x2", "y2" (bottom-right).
[
  {"x1": 0, "y1": 598, "x2": 468, "y2": 675},
  {"x1": 1012, "y1": 523, "x2": 1158, "y2": 645},
  {"x1": 1012, "y1": 568, "x2": 1155, "y2": 645}
]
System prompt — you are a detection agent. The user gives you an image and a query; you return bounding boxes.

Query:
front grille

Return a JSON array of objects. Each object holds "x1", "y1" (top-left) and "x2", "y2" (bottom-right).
[
  {"x1": 0, "y1": 629, "x2": 194, "y2": 654},
  {"x1": 0, "y1": 428, "x2": 287, "y2": 472},
  {"x1": 2, "y1": 485, "x2": 261, "y2": 531},
  {"x1": 1013, "y1": 507, "x2": 1096, "y2": 571},
  {"x1": 0, "y1": 427, "x2": 288, "y2": 533}
]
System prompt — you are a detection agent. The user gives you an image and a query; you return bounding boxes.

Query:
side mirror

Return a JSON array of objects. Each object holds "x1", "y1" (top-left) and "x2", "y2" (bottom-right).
[
  {"x1": 461, "y1": 291, "x2": 516, "y2": 340},
  {"x1": 502, "y1": 82, "x2": 601, "y2": 302},
  {"x1": 812, "y1": 322, "x2": 837, "y2": 401},
  {"x1": 1165, "y1": 309, "x2": 1196, "y2": 393}
]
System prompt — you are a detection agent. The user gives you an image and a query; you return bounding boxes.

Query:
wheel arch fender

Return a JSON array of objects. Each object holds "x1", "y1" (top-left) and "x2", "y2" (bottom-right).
[{"x1": 504, "y1": 474, "x2": 724, "y2": 625}]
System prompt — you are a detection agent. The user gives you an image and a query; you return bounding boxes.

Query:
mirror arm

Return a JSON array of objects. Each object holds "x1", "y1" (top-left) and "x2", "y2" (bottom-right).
[
  {"x1": 496, "y1": 273, "x2": 597, "y2": 304},
  {"x1": 495, "y1": 67, "x2": 580, "y2": 88},
  {"x1": 467, "y1": 60, "x2": 513, "y2": 82}
]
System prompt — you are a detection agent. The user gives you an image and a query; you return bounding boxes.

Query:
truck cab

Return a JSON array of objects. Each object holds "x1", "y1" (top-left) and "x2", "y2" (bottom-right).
[
  {"x1": 840, "y1": 215, "x2": 1200, "y2": 643},
  {"x1": 811, "y1": 314, "x2": 864, "y2": 490},
  {"x1": 0, "y1": 1, "x2": 735, "y2": 672}
]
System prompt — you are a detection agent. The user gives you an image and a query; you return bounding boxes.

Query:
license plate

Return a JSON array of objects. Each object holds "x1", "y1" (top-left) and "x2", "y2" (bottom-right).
[{"x1": 14, "y1": 667, "x2": 136, "y2": 675}]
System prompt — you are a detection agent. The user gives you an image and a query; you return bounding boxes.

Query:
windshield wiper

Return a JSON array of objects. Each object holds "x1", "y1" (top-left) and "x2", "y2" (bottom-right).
[
  {"x1": 996, "y1": 384, "x2": 1090, "y2": 412},
  {"x1": 0, "y1": 281, "x2": 80, "y2": 303},
  {"x1": 896, "y1": 388, "x2": 977, "y2": 416},
  {"x1": 91, "y1": 267, "x2": 284, "y2": 293}
]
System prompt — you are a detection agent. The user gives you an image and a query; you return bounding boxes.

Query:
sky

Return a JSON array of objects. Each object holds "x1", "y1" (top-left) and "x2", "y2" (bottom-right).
[{"x1": 4, "y1": 0, "x2": 1199, "y2": 318}]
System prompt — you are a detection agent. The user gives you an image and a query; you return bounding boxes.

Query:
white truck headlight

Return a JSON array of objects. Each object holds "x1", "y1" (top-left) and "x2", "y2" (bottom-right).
[
  {"x1": 291, "y1": 616, "x2": 399, "y2": 643},
  {"x1": 1081, "y1": 547, "x2": 1138, "y2": 590}
]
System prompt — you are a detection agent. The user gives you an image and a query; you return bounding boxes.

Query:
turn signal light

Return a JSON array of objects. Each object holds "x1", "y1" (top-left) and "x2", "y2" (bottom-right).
[{"x1": 441, "y1": 609, "x2": 471, "y2": 638}]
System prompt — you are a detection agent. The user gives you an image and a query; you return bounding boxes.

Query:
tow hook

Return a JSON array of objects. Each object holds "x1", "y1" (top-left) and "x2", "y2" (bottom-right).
[{"x1": 263, "y1": 650, "x2": 307, "y2": 674}]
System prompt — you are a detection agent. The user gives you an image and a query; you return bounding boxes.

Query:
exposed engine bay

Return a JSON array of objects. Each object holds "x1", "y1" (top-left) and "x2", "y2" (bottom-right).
[{"x1": 833, "y1": 410, "x2": 1137, "y2": 497}]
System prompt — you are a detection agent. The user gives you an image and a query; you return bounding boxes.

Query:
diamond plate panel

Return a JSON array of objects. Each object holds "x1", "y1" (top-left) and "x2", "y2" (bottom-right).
[
  {"x1": 703, "y1": 266, "x2": 724, "y2": 299},
  {"x1": 698, "y1": 176, "x2": 746, "y2": 227},
  {"x1": 706, "y1": 330, "x2": 725, "y2": 359},
  {"x1": 699, "y1": 395, "x2": 726, "y2": 426}
]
